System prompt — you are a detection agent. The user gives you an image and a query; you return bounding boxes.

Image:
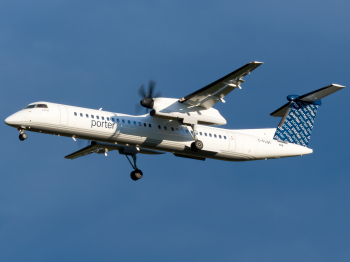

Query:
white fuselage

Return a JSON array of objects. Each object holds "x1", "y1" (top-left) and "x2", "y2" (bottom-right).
[{"x1": 5, "y1": 102, "x2": 313, "y2": 161}]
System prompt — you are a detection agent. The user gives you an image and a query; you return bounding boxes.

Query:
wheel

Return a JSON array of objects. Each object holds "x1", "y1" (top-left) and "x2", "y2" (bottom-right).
[
  {"x1": 191, "y1": 140, "x2": 203, "y2": 152},
  {"x1": 19, "y1": 133, "x2": 28, "y2": 141},
  {"x1": 134, "y1": 169, "x2": 143, "y2": 180},
  {"x1": 130, "y1": 170, "x2": 143, "y2": 181}
]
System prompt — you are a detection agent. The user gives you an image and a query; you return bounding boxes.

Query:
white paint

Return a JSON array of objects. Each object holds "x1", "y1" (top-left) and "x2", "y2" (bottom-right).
[{"x1": 4, "y1": 101, "x2": 313, "y2": 162}]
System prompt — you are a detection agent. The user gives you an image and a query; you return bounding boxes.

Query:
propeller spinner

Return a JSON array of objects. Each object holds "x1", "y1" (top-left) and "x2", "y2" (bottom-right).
[{"x1": 136, "y1": 80, "x2": 162, "y2": 114}]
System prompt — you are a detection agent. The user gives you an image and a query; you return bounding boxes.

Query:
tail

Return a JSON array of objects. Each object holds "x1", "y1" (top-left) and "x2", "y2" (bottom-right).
[{"x1": 270, "y1": 84, "x2": 345, "y2": 147}]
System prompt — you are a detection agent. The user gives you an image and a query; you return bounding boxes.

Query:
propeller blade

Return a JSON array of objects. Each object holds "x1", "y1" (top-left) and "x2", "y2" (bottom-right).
[
  {"x1": 77, "y1": 138, "x2": 90, "y2": 148},
  {"x1": 138, "y1": 84, "x2": 146, "y2": 98},
  {"x1": 154, "y1": 91, "x2": 162, "y2": 98},
  {"x1": 148, "y1": 79, "x2": 156, "y2": 98},
  {"x1": 135, "y1": 103, "x2": 144, "y2": 114}
]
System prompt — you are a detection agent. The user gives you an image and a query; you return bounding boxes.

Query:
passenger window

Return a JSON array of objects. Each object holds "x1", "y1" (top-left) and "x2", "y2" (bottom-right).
[
  {"x1": 122, "y1": 119, "x2": 125, "y2": 123},
  {"x1": 149, "y1": 124, "x2": 152, "y2": 128},
  {"x1": 133, "y1": 121, "x2": 136, "y2": 125},
  {"x1": 107, "y1": 117, "x2": 110, "y2": 121},
  {"x1": 91, "y1": 115, "x2": 94, "y2": 119},
  {"x1": 176, "y1": 128, "x2": 179, "y2": 132},
  {"x1": 35, "y1": 104, "x2": 48, "y2": 108},
  {"x1": 164, "y1": 126, "x2": 167, "y2": 130},
  {"x1": 171, "y1": 127, "x2": 174, "y2": 131},
  {"x1": 74, "y1": 112, "x2": 77, "y2": 116},
  {"x1": 96, "y1": 116, "x2": 99, "y2": 120},
  {"x1": 185, "y1": 130, "x2": 189, "y2": 134},
  {"x1": 128, "y1": 120, "x2": 131, "y2": 124},
  {"x1": 224, "y1": 136, "x2": 227, "y2": 140},
  {"x1": 138, "y1": 122, "x2": 141, "y2": 126},
  {"x1": 214, "y1": 134, "x2": 217, "y2": 138},
  {"x1": 209, "y1": 133, "x2": 212, "y2": 137},
  {"x1": 219, "y1": 135, "x2": 222, "y2": 139},
  {"x1": 144, "y1": 123, "x2": 146, "y2": 127},
  {"x1": 199, "y1": 132, "x2": 202, "y2": 136},
  {"x1": 180, "y1": 129, "x2": 184, "y2": 133},
  {"x1": 80, "y1": 113, "x2": 83, "y2": 117},
  {"x1": 102, "y1": 116, "x2": 105, "y2": 120},
  {"x1": 111, "y1": 118, "x2": 115, "y2": 122},
  {"x1": 86, "y1": 114, "x2": 89, "y2": 118},
  {"x1": 205, "y1": 133, "x2": 207, "y2": 136},
  {"x1": 158, "y1": 125, "x2": 161, "y2": 129},
  {"x1": 117, "y1": 119, "x2": 120, "y2": 123}
]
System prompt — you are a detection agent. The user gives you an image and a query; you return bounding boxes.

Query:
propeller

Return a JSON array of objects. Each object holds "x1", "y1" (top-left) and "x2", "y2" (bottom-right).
[
  {"x1": 76, "y1": 138, "x2": 91, "y2": 148},
  {"x1": 135, "y1": 80, "x2": 162, "y2": 114}
]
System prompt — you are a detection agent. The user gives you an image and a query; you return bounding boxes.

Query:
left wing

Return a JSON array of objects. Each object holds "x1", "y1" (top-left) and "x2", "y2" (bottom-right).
[
  {"x1": 65, "y1": 141, "x2": 165, "y2": 160},
  {"x1": 178, "y1": 61, "x2": 263, "y2": 109}
]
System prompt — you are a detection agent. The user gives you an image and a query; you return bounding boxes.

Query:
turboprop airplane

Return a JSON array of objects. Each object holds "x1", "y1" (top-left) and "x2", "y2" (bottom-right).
[{"x1": 4, "y1": 62, "x2": 345, "y2": 181}]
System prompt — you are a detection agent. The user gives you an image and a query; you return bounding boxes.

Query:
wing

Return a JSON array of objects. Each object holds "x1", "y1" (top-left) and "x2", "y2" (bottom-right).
[
  {"x1": 178, "y1": 61, "x2": 263, "y2": 109},
  {"x1": 65, "y1": 141, "x2": 165, "y2": 160}
]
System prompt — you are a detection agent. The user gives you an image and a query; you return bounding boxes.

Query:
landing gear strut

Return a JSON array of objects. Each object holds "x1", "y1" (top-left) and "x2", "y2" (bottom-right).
[
  {"x1": 125, "y1": 153, "x2": 143, "y2": 181},
  {"x1": 18, "y1": 128, "x2": 28, "y2": 141},
  {"x1": 187, "y1": 124, "x2": 203, "y2": 152}
]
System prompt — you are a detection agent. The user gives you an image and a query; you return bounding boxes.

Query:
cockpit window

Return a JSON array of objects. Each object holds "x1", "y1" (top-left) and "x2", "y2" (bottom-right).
[
  {"x1": 23, "y1": 104, "x2": 36, "y2": 109},
  {"x1": 35, "y1": 104, "x2": 48, "y2": 108}
]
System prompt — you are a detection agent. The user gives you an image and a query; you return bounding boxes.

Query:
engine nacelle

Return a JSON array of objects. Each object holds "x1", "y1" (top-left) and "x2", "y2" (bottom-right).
[{"x1": 150, "y1": 98, "x2": 227, "y2": 126}]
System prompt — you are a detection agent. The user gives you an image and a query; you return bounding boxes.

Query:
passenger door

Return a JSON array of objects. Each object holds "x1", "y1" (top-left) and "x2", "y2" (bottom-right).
[
  {"x1": 58, "y1": 105, "x2": 68, "y2": 125},
  {"x1": 228, "y1": 132, "x2": 236, "y2": 151}
]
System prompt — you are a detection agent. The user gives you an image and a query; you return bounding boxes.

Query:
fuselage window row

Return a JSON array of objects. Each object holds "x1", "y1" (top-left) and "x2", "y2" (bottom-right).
[{"x1": 73, "y1": 112, "x2": 227, "y2": 139}]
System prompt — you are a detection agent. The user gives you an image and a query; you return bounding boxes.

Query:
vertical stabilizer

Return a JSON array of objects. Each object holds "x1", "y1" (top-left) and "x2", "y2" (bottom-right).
[
  {"x1": 273, "y1": 100, "x2": 319, "y2": 147},
  {"x1": 271, "y1": 84, "x2": 345, "y2": 147}
]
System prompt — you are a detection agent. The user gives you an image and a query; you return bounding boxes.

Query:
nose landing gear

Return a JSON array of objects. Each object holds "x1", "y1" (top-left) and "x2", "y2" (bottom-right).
[{"x1": 18, "y1": 128, "x2": 28, "y2": 141}]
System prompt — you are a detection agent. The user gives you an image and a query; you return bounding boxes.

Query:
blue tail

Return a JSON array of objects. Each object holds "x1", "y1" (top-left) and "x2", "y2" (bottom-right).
[
  {"x1": 273, "y1": 100, "x2": 319, "y2": 147},
  {"x1": 271, "y1": 84, "x2": 345, "y2": 147}
]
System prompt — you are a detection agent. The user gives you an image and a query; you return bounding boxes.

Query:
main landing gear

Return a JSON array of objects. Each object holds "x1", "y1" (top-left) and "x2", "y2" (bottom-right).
[
  {"x1": 125, "y1": 153, "x2": 143, "y2": 181},
  {"x1": 187, "y1": 124, "x2": 203, "y2": 152},
  {"x1": 18, "y1": 128, "x2": 28, "y2": 141}
]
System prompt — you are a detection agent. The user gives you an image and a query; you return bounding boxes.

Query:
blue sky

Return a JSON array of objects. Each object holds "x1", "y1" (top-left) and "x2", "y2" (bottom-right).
[{"x1": 1, "y1": 1, "x2": 349, "y2": 261}]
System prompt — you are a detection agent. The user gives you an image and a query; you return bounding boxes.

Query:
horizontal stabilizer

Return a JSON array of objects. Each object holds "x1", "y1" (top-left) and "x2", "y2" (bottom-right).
[{"x1": 271, "y1": 84, "x2": 345, "y2": 117}]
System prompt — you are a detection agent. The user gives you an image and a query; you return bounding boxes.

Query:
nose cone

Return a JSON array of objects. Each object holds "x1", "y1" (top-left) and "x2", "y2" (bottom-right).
[{"x1": 4, "y1": 113, "x2": 21, "y2": 126}]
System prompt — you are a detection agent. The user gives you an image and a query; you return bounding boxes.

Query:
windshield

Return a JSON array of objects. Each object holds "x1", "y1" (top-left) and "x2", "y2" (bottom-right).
[
  {"x1": 35, "y1": 104, "x2": 48, "y2": 108},
  {"x1": 23, "y1": 104, "x2": 36, "y2": 109},
  {"x1": 23, "y1": 104, "x2": 48, "y2": 109}
]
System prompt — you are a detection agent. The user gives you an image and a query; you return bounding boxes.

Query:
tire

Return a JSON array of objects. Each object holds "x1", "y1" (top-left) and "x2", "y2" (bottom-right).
[
  {"x1": 19, "y1": 134, "x2": 24, "y2": 141},
  {"x1": 130, "y1": 171, "x2": 138, "y2": 181},
  {"x1": 191, "y1": 142, "x2": 198, "y2": 152}
]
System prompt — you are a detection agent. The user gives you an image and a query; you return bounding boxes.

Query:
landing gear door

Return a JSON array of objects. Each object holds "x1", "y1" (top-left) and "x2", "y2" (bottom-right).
[{"x1": 228, "y1": 132, "x2": 236, "y2": 151}]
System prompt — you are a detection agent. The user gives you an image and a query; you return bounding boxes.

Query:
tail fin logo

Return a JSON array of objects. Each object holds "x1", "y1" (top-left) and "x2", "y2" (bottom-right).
[{"x1": 273, "y1": 100, "x2": 319, "y2": 147}]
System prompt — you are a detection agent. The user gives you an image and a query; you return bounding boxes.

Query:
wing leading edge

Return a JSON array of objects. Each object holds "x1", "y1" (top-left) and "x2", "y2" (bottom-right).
[{"x1": 178, "y1": 61, "x2": 263, "y2": 109}]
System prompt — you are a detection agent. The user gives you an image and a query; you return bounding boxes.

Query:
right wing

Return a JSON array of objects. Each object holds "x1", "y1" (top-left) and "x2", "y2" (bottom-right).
[
  {"x1": 65, "y1": 141, "x2": 165, "y2": 160},
  {"x1": 178, "y1": 61, "x2": 263, "y2": 109}
]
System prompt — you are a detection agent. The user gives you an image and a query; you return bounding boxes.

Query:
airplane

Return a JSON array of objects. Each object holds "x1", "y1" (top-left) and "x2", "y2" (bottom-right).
[{"x1": 4, "y1": 61, "x2": 345, "y2": 181}]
